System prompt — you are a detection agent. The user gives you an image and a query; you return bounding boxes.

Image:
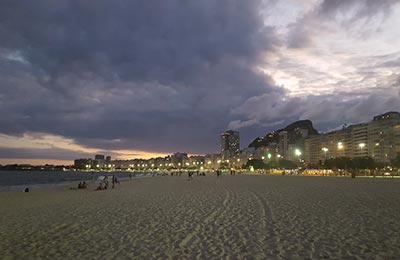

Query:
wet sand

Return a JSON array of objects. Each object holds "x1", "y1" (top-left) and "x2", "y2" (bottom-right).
[{"x1": 1, "y1": 174, "x2": 400, "y2": 259}]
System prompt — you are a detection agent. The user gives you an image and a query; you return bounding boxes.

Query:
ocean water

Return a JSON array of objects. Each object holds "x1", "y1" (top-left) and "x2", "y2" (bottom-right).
[{"x1": 0, "y1": 171, "x2": 150, "y2": 191}]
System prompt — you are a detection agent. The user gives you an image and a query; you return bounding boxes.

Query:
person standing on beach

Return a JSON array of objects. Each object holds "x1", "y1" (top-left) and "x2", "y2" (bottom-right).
[{"x1": 104, "y1": 176, "x2": 109, "y2": 189}]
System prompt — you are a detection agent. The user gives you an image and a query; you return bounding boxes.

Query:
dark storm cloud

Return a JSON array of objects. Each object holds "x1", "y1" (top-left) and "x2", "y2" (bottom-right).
[
  {"x1": 0, "y1": 0, "x2": 284, "y2": 155},
  {"x1": 0, "y1": 0, "x2": 282, "y2": 154},
  {"x1": 0, "y1": 1, "x2": 276, "y2": 80},
  {"x1": 1, "y1": 0, "x2": 398, "y2": 158},
  {"x1": 229, "y1": 89, "x2": 400, "y2": 136}
]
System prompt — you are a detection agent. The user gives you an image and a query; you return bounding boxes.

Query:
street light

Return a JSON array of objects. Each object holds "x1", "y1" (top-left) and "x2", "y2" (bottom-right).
[
  {"x1": 267, "y1": 153, "x2": 272, "y2": 159},
  {"x1": 322, "y1": 147, "x2": 328, "y2": 160},
  {"x1": 359, "y1": 143, "x2": 366, "y2": 155},
  {"x1": 295, "y1": 149, "x2": 302, "y2": 166},
  {"x1": 338, "y1": 142, "x2": 344, "y2": 150}
]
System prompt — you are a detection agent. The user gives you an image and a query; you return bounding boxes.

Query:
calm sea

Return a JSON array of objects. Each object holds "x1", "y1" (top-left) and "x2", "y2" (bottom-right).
[{"x1": 0, "y1": 171, "x2": 150, "y2": 192}]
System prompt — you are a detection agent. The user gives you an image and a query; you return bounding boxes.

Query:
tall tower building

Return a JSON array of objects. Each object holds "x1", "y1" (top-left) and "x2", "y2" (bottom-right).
[
  {"x1": 94, "y1": 154, "x2": 105, "y2": 167},
  {"x1": 278, "y1": 131, "x2": 288, "y2": 159},
  {"x1": 221, "y1": 130, "x2": 240, "y2": 161}
]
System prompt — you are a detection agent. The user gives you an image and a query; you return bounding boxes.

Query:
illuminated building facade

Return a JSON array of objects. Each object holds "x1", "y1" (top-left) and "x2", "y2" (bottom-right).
[
  {"x1": 304, "y1": 112, "x2": 400, "y2": 165},
  {"x1": 221, "y1": 130, "x2": 240, "y2": 161}
]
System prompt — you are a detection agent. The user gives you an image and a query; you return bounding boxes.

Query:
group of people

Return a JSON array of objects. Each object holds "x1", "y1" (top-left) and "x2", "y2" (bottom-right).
[
  {"x1": 159, "y1": 170, "x2": 207, "y2": 178},
  {"x1": 160, "y1": 169, "x2": 225, "y2": 179},
  {"x1": 186, "y1": 171, "x2": 207, "y2": 180},
  {"x1": 77, "y1": 181, "x2": 88, "y2": 189},
  {"x1": 96, "y1": 175, "x2": 120, "y2": 191}
]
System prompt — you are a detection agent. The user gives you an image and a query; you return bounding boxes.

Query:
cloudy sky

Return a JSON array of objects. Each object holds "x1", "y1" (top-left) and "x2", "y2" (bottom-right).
[{"x1": 0, "y1": 0, "x2": 399, "y2": 164}]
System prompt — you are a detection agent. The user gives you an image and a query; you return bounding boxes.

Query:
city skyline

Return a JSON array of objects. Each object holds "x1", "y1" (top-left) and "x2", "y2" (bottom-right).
[
  {"x1": 71, "y1": 111, "x2": 399, "y2": 171},
  {"x1": 1, "y1": 0, "x2": 400, "y2": 164},
  {"x1": 4, "y1": 110, "x2": 398, "y2": 167}
]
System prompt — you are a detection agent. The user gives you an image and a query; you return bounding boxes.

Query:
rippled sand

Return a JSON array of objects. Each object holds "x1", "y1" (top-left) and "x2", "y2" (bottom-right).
[{"x1": 1, "y1": 175, "x2": 400, "y2": 259}]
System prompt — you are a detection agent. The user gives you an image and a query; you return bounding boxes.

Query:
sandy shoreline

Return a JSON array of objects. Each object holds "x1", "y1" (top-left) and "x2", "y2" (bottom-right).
[{"x1": 1, "y1": 174, "x2": 400, "y2": 259}]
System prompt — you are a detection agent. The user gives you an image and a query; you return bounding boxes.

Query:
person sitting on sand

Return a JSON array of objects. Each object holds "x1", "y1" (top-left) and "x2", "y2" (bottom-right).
[
  {"x1": 78, "y1": 182, "x2": 83, "y2": 189},
  {"x1": 81, "y1": 182, "x2": 87, "y2": 189},
  {"x1": 95, "y1": 183, "x2": 104, "y2": 191}
]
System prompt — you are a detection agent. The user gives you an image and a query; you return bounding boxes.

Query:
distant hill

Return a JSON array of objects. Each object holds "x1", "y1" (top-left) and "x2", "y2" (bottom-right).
[{"x1": 248, "y1": 120, "x2": 319, "y2": 148}]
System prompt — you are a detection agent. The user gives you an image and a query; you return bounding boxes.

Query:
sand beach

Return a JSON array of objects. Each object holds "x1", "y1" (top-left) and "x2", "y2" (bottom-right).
[{"x1": 1, "y1": 174, "x2": 400, "y2": 259}]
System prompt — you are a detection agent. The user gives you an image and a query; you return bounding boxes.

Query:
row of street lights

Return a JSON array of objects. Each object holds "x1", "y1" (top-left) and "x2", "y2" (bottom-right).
[{"x1": 321, "y1": 142, "x2": 366, "y2": 158}]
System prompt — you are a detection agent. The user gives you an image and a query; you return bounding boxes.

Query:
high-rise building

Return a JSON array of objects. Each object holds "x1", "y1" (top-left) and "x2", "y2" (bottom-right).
[
  {"x1": 304, "y1": 135, "x2": 322, "y2": 165},
  {"x1": 221, "y1": 130, "x2": 240, "y2": 161},
  {"x1": 351, "y1": 123, "x2": 368, "y2": 158},
  {"x1": 74, "y1": 158, "x2": 96, "y2": 170},
  {"x1": 171, "y1": 152, "x2": 188, "y2": 168},
  {"x1": 368, "y1": 112, "x2": 400, "y2": 162},
  {"x1": 95, "y1": 154, "x2": 105, "y2": 160},
  {"x1": 94, "y1": 154, "x2": 105, "y2": 167},
  {"x1": 304, "y1": 112, "x2": 400, "y2": 164},
  {"x1": 278, "y1": 131, "x2": 288, "y2": 159}
]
